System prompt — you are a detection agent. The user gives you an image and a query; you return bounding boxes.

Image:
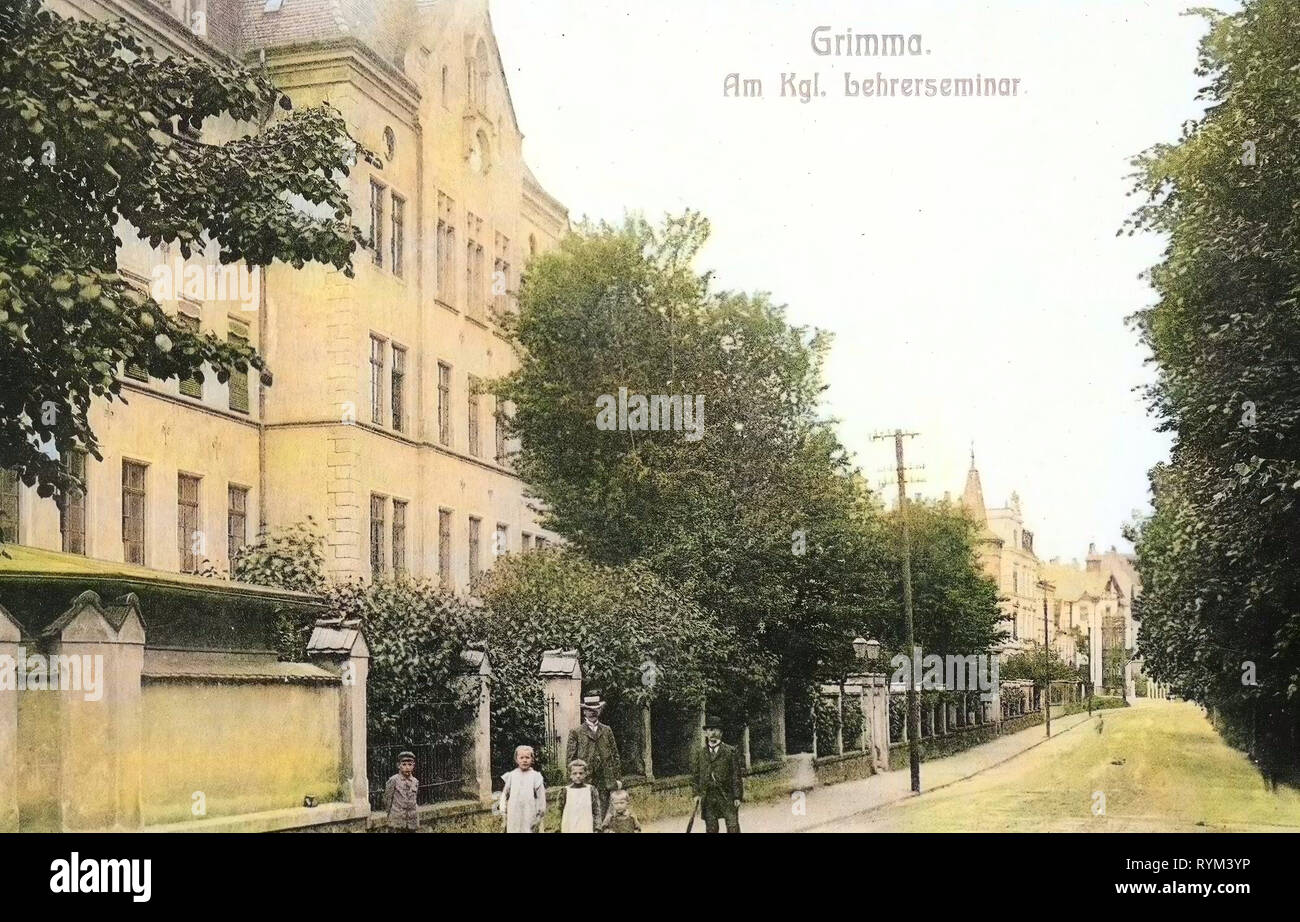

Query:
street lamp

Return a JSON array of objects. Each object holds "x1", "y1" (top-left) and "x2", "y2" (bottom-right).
[{"x1": 852, "y1": 636, "x2": 881, "y2": 665}]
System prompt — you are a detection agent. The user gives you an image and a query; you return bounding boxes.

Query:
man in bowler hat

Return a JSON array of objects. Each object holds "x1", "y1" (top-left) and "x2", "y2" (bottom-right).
[{"x1": 690, "y1": 715, "x2": 743, "y2": 833}]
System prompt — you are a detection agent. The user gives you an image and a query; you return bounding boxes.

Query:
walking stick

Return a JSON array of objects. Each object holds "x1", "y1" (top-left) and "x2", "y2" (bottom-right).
[{"x1": 685, "y1": 799, "x2": 700, "y2": 833}]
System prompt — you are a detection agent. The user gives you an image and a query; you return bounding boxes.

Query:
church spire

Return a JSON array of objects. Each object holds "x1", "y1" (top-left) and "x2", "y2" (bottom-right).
[{"x1": 962, "y1": 444, "x2": 987, "y2": 523}]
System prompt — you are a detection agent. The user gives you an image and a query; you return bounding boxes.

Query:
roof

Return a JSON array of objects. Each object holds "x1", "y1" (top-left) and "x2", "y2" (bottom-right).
[
  {"x1": 142, "y1": 648, "x2": 338, "y2": 684},
  {"x1": 0, "y1": 545, "x2": 322, "y2": 605},
  {"x1": 0, "y1": 545, "x2": 325, "y2": 651},
  {"x1": 307, "y1": 618, "x2": 363, "y2": 653},
  {"x1": 539, "y1": 648, "x2": 581, "y2": 678},
  {"x1": 238, "y1": 0, "x2": 416, "y2": 64}
]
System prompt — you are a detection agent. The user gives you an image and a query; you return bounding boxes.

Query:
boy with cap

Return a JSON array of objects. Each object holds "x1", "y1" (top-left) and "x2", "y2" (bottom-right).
[
  {"x1": 383, "y1": 751, "x2": 420, "y2": 832},
  {"x1": 689, "y1": 716, "x2": 743, "y2": 833}
]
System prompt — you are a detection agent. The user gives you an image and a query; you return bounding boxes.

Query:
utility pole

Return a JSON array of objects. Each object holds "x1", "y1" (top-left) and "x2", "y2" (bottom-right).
[
  {"x1": 873, "y1": 429, "x2": 922, "y2": 793},
  {"x1": 1038, "y1": 579, "x2": 1054, "y2": 738}
]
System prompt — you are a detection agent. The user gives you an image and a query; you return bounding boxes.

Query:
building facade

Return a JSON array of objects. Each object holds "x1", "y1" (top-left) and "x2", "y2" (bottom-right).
[
  {"x1": 6, "y1": 0, "x2": 567, "y2": 588},
  {"x1": 958, "y1": 453, "x2": 1141, "y2": 694},
  {"x1": 960, "y1": 453, "x2": 1045, "y2": 653}
]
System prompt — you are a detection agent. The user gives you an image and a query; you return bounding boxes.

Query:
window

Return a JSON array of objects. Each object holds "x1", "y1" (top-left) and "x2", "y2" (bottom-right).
[
  {"x1": 177, "y1": 312, "x2": 203, "y2": 398},
  {"x1": 61, "y1": 451, "x2": 87, "y2": 555},
  {"x1": 370, "y1": 335, "x2": 385, "y2": 424},
  {"x1": 534, "y1": 536, "x2": 547, "y2": 551},
  {"x1": 178, "y1": 473, "x2": 201, "y2": 573},
  {"x1": 494, "y1": 523, "x2": 508, "y2": 560},
  {"x1": 438, "y1": 509, "x2": 452, "y2": 587},
  {"x1": 228, "y1": 319, "x2": 250, "y2": 413},
  {"x1": 390, "y1": 194, "x2": 405, "y2": 277},
  {"x1": 521, "y1": 532, "x2": 532, "y2": 552},
  {"x1": 227, "y1": 485, "x2": 248, "y2": 563},
  {"x1": 370, "y1": 494, "x2": 387, "y2": 576},
  {"x1": 0, "y1": 468, "x2": 19, "y2": 543},
  {"x1": 494, "y1": 232, "x2": 512, "y2": 317},
  {"x1": 369, "y1": 180, "x2": 385, "y2": 267},
  {"x1": 392, "y1": 500, "x2": 408, "y2": 575},
  {"x1": 473, "y1": 39, "x2": 490, "y2": 109},
  {"x1": 467, "y1": 375, "x2": 481, "y2": 457},
  {"x1": 436, "y1": 193, "x2": 456, "y2": 304},
  {"x1": 122, "y1": 461, "x2": 147, "y2": 564},
  {"x1": 437, "y1": 362, "x2": 451, "y2": 446},
  {"x1": 468, "y1": 516, "x2": 481, "y2": 576},
  {"x1": 391, "y1": 345, "x2": 406, "y2": 432},
  {"x1": 466, "y1": 213, "x2": 485, "y2": 319},
  {"x1": 494, "y1": 399, "x2": 507, "y2": 464}
]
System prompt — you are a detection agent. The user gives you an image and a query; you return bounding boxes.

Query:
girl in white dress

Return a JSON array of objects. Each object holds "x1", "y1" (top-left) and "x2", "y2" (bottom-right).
[{"x1": 500, "y1": 745, "x2": 546, "y2": 833}]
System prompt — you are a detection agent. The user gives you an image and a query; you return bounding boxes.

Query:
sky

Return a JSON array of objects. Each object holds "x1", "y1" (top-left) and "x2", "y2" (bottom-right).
[{"x1": 489, "y1": 0, "x2": 1220, "y2": 562}]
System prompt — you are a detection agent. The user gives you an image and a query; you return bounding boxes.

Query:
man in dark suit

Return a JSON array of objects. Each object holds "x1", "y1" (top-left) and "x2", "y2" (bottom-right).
[
  {"x1": 690, "y1": 715, "x2": 743, "y2": 833},
  {"x1": 565, "y1": 692, "x2": 622, "y2": 808}
]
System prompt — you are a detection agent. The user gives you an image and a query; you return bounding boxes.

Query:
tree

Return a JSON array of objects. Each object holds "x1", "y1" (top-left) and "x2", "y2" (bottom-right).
[
  {"x1": 0, "y1": 0, "x2": 371, "y2": 498},
  {"x1": 496, "y1": 212, "x2": 895, "y2": 702},
  {"x1": 1126, "y1": 0, "x2": 1300, "y2": 773}
]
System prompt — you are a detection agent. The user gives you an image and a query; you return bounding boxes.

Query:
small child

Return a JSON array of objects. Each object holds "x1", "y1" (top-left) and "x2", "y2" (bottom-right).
[
  {"x1": 383, "y1": 751, "x2": 419, "y2": 832},
  {"x1": 500, "y1": 745, "x2": 546, "y2": 833},
  {"x1": 601, "y1": 787, "x2": 641, "y2": 833},
  {"x1": 556, "y1": 759, "x2": 602, "y2": 833}
]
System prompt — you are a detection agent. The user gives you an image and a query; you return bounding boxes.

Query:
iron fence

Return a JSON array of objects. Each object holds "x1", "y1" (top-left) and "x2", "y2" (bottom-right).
[{"x1": 368, "y1": 700, "x2": 474, "y2": 810}]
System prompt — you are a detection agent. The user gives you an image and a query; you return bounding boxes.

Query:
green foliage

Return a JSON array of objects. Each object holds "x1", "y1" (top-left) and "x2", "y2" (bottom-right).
[
  {"x1": 476, "y1": 547, "x2": 737, "y2": 761},
  {"x1": 871, "y1": 501, "x2": 1006, "y2": 662},
  {"x1": 231, "y1": 518, "x2": 328, "y2": 660},
  {"x1": 814, "y1": 693, "x2": 842, "y2": 753},
  {"x1": 1000, "y1": 642, "x2": 1084, "y2": 683},
  {"x1": 497, "y1": 213, "x2": 1001, "y2": 706},
  {"x1": 1125, "y1": 0, "x2": 1300, "y2": 772},
  {"x1": 0, "y1": 0, "x2": 371, "y2": 496},
  {"x1": 329, "y1": 576, "x2": 484, "y2": 745}
]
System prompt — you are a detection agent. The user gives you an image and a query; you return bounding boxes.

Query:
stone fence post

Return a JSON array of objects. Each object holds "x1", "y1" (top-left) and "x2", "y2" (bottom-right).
[
  {"x1": 0, "y1": 604, "x2": 20, "y2": 832},
  {"x1": 307, "y1": 617, "x2": 370, "y2": 814},
  {"x1": 459, "y1": 648, "x2": 493, "y2": 805},
  {"x1": 40, "y1": 591, "x2": 146, "y2": 831},
  {"x1": 538, "y1": 649, "x2": 582, "y2": 772}
]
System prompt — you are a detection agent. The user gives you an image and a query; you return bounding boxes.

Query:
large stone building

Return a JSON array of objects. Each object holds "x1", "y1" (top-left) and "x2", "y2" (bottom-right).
[
  {"x1": 959, "y1": 453, "x2": 1141, "y2": 695},
  {"x1": 960, "y1": 451, "x2": 1045, "y2": 654},
  {"x1": 3, "y1": 0, "x2": 567, "y2": 587}
]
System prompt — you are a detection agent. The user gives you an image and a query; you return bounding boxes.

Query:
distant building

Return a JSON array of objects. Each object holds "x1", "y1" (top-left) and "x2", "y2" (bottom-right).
[
  {"x1": 960, "y1": 450, "x2": 1044, "y2": 654},
  {"x1": 1043, "y1": 546, "x2": 1142, "y2": 696},
  {"x1": 958, "y1": 452, "x2": 1141, "y2": 695}
]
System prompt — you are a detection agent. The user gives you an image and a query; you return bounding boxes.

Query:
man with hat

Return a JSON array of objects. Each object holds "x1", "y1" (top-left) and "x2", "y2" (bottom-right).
[
  {"x1": 383, "y1": 751, "x2": 420, "y2": 832},
  {"x1": 565, "y1": 691, "x2": 623, "y2": 810},
  {"x1": 690, "y1": 715, "x2": 743, "y2": 833}
]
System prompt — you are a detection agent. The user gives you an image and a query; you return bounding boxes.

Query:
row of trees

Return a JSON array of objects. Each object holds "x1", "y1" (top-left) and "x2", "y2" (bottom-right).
[
  {"x1": 490, "y1": 212, "x2": 1005, "y2": 736},
  {"x1": 1126, "y1": 0, "x2": 1300, "y2": 777}
]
